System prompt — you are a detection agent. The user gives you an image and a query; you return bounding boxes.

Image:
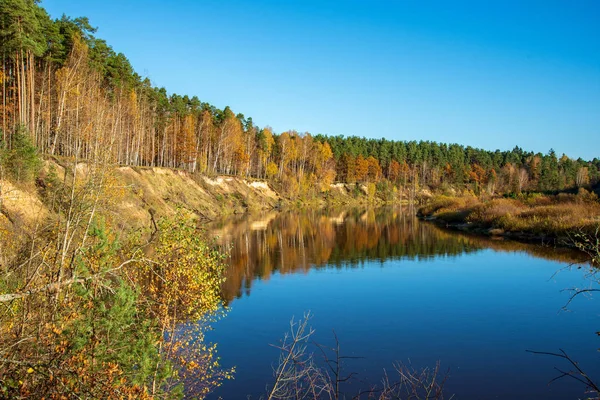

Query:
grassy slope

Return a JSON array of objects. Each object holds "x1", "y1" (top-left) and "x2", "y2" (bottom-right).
[{"x1": 418, "y1": 191, "x2": 600, "y2": 244}]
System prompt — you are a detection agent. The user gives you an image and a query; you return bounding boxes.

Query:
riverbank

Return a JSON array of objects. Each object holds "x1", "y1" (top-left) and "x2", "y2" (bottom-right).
[
  {"x1": 4, "y1": 159, "x2": 597, "y2": 248},
  {"x1": 0, "y1": 159, "x2": 408, "y2": 239},
  {"x1": 417, "y1": 192, "x2": 600, "y2": 247}
]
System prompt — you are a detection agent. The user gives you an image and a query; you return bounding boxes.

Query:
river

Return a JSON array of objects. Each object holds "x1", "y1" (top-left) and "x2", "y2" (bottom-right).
[{"x1": 205, "y1": 207, "x2": 599, "y2": 399}]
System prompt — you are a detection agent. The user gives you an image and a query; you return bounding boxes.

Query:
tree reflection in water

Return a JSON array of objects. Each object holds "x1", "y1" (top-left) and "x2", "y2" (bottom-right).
[{"x1": 208, "y1": 207, "x2": 586, "y2": 303}]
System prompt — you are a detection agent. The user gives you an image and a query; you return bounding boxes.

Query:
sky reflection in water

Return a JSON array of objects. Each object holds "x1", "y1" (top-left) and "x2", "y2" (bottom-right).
[{"x1": 206, "y1": 208, "x2": 598, "y2": 399}]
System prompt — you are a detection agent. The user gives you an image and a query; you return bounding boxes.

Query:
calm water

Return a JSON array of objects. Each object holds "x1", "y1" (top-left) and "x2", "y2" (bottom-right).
[{"x1": 205, "y1": 208, "x2": 599, "y2": 399}]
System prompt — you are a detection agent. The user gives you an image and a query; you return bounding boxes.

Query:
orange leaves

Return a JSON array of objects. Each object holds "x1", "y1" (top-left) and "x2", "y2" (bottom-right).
[
  {"x1": 389, "y1": 160, "x2": 401, "y2": 182},
  {"x1": 355, "y1": 155, "x2": 369, "y2": 182},
  {"x1": 443, "y1": 162, "x2": 453, "y2": 179},
  {"x1": 234, "y1": 148, "x2": 250, "y2": 175},
  {"x1": 352, "y1": 154, "x2": 383, "y2": 183},
  {"x1": 367, "y1": 156, "x2": 382, "y2": 182},
  {"x1": 468, "y1": 163, "x2": 486, "y2": 184}
]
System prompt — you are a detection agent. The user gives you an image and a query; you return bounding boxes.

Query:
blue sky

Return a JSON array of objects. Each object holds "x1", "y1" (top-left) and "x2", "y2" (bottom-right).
[{"x1": 42, "y1": 0, "x2": 599, "y2": 160}]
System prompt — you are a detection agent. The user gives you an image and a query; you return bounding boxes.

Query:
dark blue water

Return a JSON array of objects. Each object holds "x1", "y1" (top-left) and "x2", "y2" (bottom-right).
[{"x1": 206, "y1": 209, "x2": 599, "y2": 399}]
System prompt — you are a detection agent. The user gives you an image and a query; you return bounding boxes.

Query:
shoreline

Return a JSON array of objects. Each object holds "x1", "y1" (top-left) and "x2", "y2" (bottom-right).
[
  {"x1": 418, "y1": 214, "x2": 568, "y2": 247},
  {"x1": 417, "y1": 194, "x2": 600, "y2": 251}
]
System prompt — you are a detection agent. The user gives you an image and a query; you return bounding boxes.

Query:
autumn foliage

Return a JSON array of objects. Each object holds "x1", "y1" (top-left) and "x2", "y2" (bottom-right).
[
  {"x1": 0, "y1": 159, "x2": 231, "y2": 398},
  {"x1": 1, "y1": 0, "x2": 598, "y2": 204}
]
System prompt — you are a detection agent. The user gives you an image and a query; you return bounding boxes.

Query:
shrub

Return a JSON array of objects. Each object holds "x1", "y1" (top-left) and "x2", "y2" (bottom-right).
[
  {"x1": 420, "y1": 193, "x2": 600, "y2": 235},
  {"x1": 576, "y1": 187, "x2": 598, "y2": 203},
  {"x1": 467, "y1": 198, "x2": 525, "y2": 227}
]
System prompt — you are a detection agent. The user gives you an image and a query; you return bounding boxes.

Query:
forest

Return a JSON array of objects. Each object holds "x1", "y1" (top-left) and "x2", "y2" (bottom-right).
[
  {"x1": 1, "y1": 0, "x2": 599, "y2": 198},
  {"x1": 1, "y1": 2, "x2": 599, "y2": 399}
]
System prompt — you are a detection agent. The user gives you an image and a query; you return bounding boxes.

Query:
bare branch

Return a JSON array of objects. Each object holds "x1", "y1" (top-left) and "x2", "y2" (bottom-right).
[
  {"x1": 527, "y1": 349, "x2": 600, "y2": 394},
  {"x1": 0, "y1": 258, "x2": 143, "y2": 302}
]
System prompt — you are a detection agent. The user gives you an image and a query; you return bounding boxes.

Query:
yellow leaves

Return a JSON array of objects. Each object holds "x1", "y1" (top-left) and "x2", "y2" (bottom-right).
[
  {"x1": 319, "y1": 168, "x2": 336, "y2": 192},
  {"x1": 130, "y1": 210, "x2": 227, "y2": 326},
  {"x1": 1, "y1": 194, "x2": 229, "y2": 397},
  {"x1": 49, "y1": 323, "x2": 63, "y2": 336},
  {"x1": 263, "y1": 126, "x2": 275, "y2": 154},
  {"x1": 266, "y1": 161, "x2": 279, "y2": 179},
  {"x1": 321, "y1": 141, "x2": 333, "y2": 162},
  {"x1": 129, "y1": 89, "x2": 137, "y2": 109}
]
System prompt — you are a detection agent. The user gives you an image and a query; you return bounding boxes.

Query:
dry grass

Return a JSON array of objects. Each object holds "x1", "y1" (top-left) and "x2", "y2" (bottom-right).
[
  {"x1": 420, "y1": 191, "x2": 600, "y2": 236},
  {"x1": 418, "y1": 195, "x2": 479, "y2": 219}
]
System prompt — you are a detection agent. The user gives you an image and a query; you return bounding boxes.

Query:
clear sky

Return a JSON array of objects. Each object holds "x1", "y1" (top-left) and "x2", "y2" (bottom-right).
[{"x1": 41, "y1": 0, "x2": 600, "y2": 160}]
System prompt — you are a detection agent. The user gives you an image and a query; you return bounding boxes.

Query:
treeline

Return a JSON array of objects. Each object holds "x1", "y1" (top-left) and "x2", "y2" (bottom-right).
[
  {"x1": 319, "y1": 136, "x2": 600, "y2": 195},
  {"x1": 1, "y1": 0, "x2": 599, "y2": 196}
]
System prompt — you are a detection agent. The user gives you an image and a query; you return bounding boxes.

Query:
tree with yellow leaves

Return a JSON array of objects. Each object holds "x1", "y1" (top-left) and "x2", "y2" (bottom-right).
[{"x1": 0, "y1": 152, "x2": 232, "y2": 399}]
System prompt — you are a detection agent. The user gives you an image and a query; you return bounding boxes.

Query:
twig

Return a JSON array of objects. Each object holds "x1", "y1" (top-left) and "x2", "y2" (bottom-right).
[{"x1": 526, "y1": 348, "x2": 600, "y2": 394}]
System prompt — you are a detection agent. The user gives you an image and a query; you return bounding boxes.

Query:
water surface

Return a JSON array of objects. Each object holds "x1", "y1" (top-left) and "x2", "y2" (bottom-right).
[{"x1": 206, "y1": 208, "x2": 599, "y2": 399}]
